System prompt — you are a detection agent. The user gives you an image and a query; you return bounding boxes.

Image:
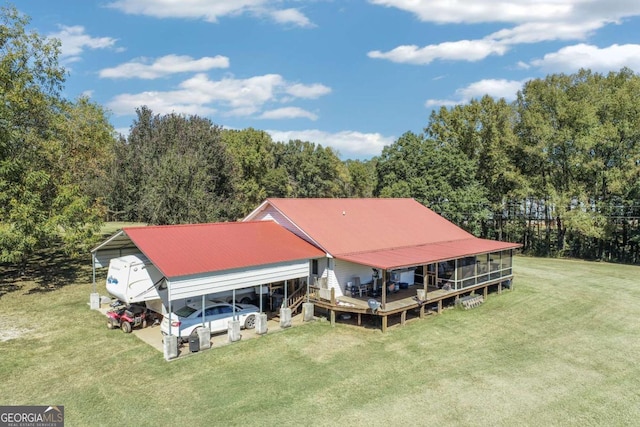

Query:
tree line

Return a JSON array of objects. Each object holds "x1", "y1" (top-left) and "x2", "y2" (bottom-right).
[{"x1": 1, "y1": 6, "x2": 639, "y2": 265}]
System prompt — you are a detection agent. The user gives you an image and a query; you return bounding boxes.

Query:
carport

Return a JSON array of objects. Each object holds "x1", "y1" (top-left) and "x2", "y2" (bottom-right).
[{"x1": 91, "y1": 221, "x2": 325, "y2": 358}]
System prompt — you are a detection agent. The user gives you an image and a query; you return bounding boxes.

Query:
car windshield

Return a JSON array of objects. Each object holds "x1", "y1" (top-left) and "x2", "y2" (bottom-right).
[{"x1": 175, "y1": 305, "x2": 197, "y2": 318}]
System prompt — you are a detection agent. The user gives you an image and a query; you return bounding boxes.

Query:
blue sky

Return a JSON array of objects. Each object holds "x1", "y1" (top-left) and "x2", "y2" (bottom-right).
[{"x1": 16, "y1": 0, "x2": 640, "y2": 159}]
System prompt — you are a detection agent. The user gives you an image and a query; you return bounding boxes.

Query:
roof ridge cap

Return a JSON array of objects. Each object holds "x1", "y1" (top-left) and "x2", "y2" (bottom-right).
[
  {"x1": 125, "y1": 220, "x2": 274, "y2": 231},
  {"x1": 335, "y1": 237, "x2": 479, "y2": 257}
]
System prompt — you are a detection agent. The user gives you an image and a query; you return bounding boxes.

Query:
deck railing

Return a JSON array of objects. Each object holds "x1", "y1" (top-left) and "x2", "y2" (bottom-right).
[
  {"x1": 458, "y1": 266, "x2": 513, "y2": 289},
  {"x1": 286, "y1": 285, "x2": 307, "y2": 311},
  {"x1": 309, "y1": 285, "x2": 335, "y2": 305}
]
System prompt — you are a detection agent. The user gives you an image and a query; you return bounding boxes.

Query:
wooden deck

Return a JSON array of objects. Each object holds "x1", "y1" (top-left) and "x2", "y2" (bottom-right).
[{"x1": 309, "y1": 277, "x2": 511, "y2": 332}]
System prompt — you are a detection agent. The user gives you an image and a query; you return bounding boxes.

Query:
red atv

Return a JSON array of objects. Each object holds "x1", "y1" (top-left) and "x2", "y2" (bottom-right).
[{"x1": 107, "y1": 302, "x2": 148, "y2": 333}]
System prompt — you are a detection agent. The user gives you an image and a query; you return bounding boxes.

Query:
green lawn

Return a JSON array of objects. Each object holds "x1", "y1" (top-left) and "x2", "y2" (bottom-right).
[
  {"x1": 1, "y1": 256, "x2": 639, "y2": 426},
  {"x1": 99, "y1": 221, "x2": 147, "y2": 237}
]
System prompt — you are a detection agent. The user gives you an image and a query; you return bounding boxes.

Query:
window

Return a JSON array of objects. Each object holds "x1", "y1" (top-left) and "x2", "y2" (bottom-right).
[
  {"x1": 204, "y1": 307, "x2": 219, "y2": 316},
  {"x1": 312, "y1": 259, "x2": 318, "y2": 275},
  {"x1": 176, "y1": 306, "x2": 197, "y2": 317}
]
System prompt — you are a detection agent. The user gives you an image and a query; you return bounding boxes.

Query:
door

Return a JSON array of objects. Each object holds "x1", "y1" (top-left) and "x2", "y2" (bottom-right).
[{"x1": 205, "y1": 305, "x2": 234, "y2": 333}]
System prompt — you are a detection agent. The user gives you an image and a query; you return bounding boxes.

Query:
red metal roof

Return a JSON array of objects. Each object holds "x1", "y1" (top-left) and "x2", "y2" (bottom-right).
[
  {"x1": 337, "y1": 238, "x2": 522, "y2": 270},
  {"x1": 123, "y1": 221, "x2": 325, "y2": 278},
  {"x1": 250, "y1": 198, "x2": 522, "y2": 269},
  {"x1": 260, "y1": 198, "x2": 475, "y2": 255}
]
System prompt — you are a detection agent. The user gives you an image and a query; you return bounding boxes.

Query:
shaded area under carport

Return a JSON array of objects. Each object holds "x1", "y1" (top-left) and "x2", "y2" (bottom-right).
[{"x1": 97, "y1": 304, "x2": 308, "y2": 359}]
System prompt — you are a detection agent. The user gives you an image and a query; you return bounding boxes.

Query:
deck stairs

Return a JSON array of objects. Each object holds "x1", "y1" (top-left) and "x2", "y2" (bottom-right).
[{"x1": 273, "y1": 286, "x2": 306, "y2": 317}]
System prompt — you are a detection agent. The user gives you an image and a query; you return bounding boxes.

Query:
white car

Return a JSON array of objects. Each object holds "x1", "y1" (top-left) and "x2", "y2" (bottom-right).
[{"x1": 161, "y1": 302, "x2": 259, "y2": 342}]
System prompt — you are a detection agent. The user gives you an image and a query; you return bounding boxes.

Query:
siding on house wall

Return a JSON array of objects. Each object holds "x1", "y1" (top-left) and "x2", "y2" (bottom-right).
[
  {"x1": 255, "y1": 204, "x2": 335, "y2": 293},
  {"x1": 313, "y1": 257, "x2": 329, "y2": 281},
  {"x1": 389, "y1": 269, "x2": 416, "y2": 285},
  {"x1": 253, "y1": 205, "x2": 318, "y2": 247},
  {"x1": 325, "y1": 258, "x2": 340, "y2": 295},
  {"x1": 334, "y1": 259, "x2": 377, "y2": 295},
  {"x1": 168, "y1": 260, "x2": 310, "y2": 300}
]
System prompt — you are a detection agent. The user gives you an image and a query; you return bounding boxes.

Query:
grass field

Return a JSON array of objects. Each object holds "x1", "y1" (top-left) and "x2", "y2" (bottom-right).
[
  {"x1": 1, "y1": 255, "x2": 640, "y2": 426},
  {"x1": 99, "y1": 221, "x2": 147, "y2": 236}
]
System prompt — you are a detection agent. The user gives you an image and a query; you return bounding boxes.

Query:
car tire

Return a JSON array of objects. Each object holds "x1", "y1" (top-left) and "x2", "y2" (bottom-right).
[
  {"x1": 121, "y1": 321, "x2": 132, "y2": 333},
  {"x1": 240, "y1": 297, "x2": 253, "y2": 304},
  {"x1": 107, "y1": 318, "x2": 117, "y2": 329},
  {"x1": 244, "y1": 315, "x2": 256, "y2": 329}
]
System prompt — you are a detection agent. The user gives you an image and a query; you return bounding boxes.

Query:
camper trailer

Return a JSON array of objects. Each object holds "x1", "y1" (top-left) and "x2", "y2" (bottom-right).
[
  {"x1": 105, "y1": 254, "x2": 261, "y2": 313},
  {"x1": 106, "y1": 255, "x2": 166, "y2": 311}
]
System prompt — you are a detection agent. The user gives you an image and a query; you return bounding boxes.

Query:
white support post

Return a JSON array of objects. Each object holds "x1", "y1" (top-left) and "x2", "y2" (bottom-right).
[
  {"x1": 454, "y1": 259, "x2": 458, "y2": 290},
  {"x1": 167, "y1": 282, "x2": 172, "y2": 337},
  {"x1": 474, "y1": 256, "x2": 478, "y2": 286},
  {"x1": 89, "y1": 253, "x2": 100, "y2": 310},
  {"x1": 91, "y1": 253, "x2": 96, "y2": 293},
  {"x1": 381, "y1": 270, "x2": 387, "y2": 310},
  {"x1": 232, "y1": 289, "x2": 237, "y2": 321},
  {"x1": 284, "y1": 280, "x2": 288, "y2": 307}
]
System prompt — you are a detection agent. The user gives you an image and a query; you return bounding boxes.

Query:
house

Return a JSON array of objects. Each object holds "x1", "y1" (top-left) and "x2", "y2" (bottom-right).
[
  {"x1": 245, "y1": 198, "x2": 521, "y2": 331},
  {"x1": 91, "y1": 198, "x2": 520, "y2": 344}
]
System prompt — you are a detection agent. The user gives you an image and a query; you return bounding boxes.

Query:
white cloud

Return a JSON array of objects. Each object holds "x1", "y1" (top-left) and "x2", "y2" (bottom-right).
[
  {"x1": 107, "y1": 0, "x2": 314, "y2": 27},
  {"x1": 367, "y1": 0, "x2": 640, "y2": 65},
  {"x1": 266, "y1": 129, "x2": 396, "y2": 159},
  {"x1": 179, "y1": 73, "x2": 285, "y2": 110},
  {"x1": 529, "y1": 43, "x2": 640, "y2": 72},
  {"x1": 368, "y1": 0, "x2": 640, "y2": 25},
  {"x1": 106, "y1": 73, "x2": 330, "y2": 119},
  {"x1": 107, "y1": 90, "x2": 218, "y2": 117},
  {"x1": 369, "y1": 0, "x2": 568, "y2": 23},
  {"x1": 50, "y1": 25, "x2": 118, "y2": 62},
  {"x1": 268, "y1": 8, "x2": 315, "y2": 27},
  {"x1": 458, "y1": 78, "x2": 525, "y2": 100},
  {"x1": 425, "y1": 78, "x2": 527, "y2": 107},
  {"x1": 99, "y1": 55, "x2": 230, "y2": 79},
  {"x1": 369, "y1": 39, "x2": 507, "y2": 64},
  {"x1": 488, "y1": 20, "x2": 606, "y2": 45},
  {"x1": 285, "y1": 83, "x2": 332, "y2": 98},
  {"x1": 425, "y1": 98, "x2": 462, "y2": 108},
  {"x1": 259, "y1": 107, "x2": 318, "y2": 120}
]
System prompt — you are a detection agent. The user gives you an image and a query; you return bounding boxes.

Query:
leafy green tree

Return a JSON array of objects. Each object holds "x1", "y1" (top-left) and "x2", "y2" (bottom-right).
[
  {"x1": 108, "y1": 108, "x2": 238, "y2": 224},
  {"x1": 345, "y1": 159, "x2": 377, "y2": 197},
  {"x1": 262, "y1": 166, "x2": 293, "y2": 198},
  {"x1": 0, "y1": 6, "x2": 110, "y2": 262},
  {"x1": 573, "y1": 69, "x2": 640, "y2": 260},
  {"x1": 514, "y1": 68, "x2": 640, "y2": 258},
  {"x1": 52, "y1": 97, "x2": 116, "y2": 203},
  {"x1": 104, "y1": 134, "x2": 136, "y2": 221},
  {"x1": 272, "y1": 139, "x2": 350, "y2": 198},
  {"x1": 222, "y1": 128, "x2": 275, "y2": 215},
  {"x1": 375, "y1": 131, "x2": 489, "y2": 234},
  {"x1": 426, "y1": 96, "x2": 525, "y2": 239}
]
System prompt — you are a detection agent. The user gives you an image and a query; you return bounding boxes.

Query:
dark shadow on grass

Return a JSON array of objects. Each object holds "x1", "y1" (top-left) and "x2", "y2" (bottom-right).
[
  {"x1": 28, "y1": 249, "x2": 88, "y2": 294},
  {"x1": 0, "y1": 245, "x2": 90, "y2": 298},
  {"x1": 0, "y1": 262, "x2": 27, "y2": 299},
  {"x1": 0, "y1": 283, "x2": 23, "y2": 299}
]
